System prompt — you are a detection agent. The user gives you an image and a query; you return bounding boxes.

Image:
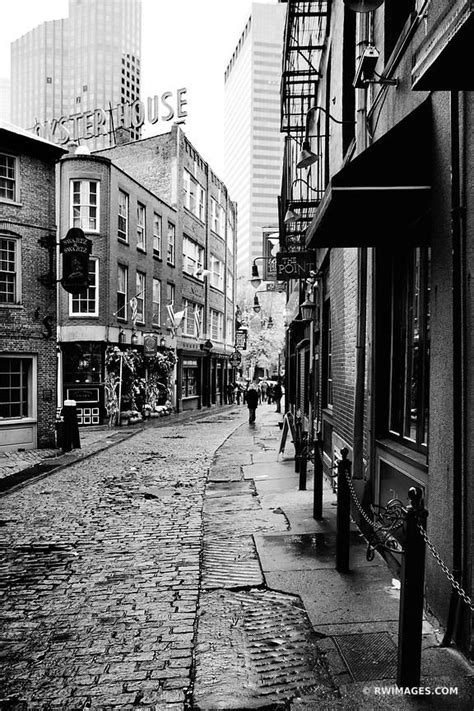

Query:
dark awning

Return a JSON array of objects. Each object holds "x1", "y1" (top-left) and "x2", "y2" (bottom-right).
[
  {"x1": 305, "y1": 100, "x2": 432, "y2": 249},
  {"x1": 412, "y1": 0, "x2": 474, "y2": 90}
]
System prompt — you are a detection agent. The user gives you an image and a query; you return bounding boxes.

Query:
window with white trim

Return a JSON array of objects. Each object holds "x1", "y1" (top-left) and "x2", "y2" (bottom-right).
[
  {"x1": 166, "y1": 282, "x2": 175, "y2": 307},
  {"x1": 118, "y1": 189, "x2": 129, "y2": 242},
  {"x1": 183, "y1": 168, "x2": 206, "y2": 221},
  {"x1": 183, "y1": 235, "x2": 204, "y2": 276},
  {"x1": 210, "y1": 309, "x2": 223, "y2": 341},
  {"x1": 211, "y1": 197, "x2": 225, "y2": 237},
  {"x1": 70, "y1": 258, "x2": 98, "y2": 316},
  {"x1": 152, "y1": 278, "x2": 161, "y2": 326},
  {"x1": 136, "y1": 203, "x2": 145, "y2": 250},
  {"x1": 117, "y1": 264, "x2": 128, "y2": 321},
  {"x1": 210, "y1": 255, "x2": 224, "y2": 291},
  {"x1": 153, "y1": 213, "x2": 162, "y2": 258},
  {"x1": 71, "y1": 180, "x2": 99, "y2": 231},
  {"x1": 0, "y1": 356, "x2": 33, "y2": 419},
  {"x1": 167, "y1": 222, "x2": 175, "y2": 265},
  {"x1": 0, "y1": 153, "x2": 17, "y2": 202},
  {"x1": 0, "y1": 234, "x2": 21, "y2": 304},
  {"x1": 136, "y1": 271, "x2": 145, "y2": 323}
]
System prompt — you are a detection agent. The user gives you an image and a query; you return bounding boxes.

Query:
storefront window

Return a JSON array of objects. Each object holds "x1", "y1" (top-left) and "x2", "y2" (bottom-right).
[
  {"x1": 182, "y1": 359, "x2": 198, "y2": 397},
  {"x1": 389, "y1": 247, "x2": 430, "y2": 450},
  {"x1": 63, "y1": 343, "x2": 102, "y2": 384}
]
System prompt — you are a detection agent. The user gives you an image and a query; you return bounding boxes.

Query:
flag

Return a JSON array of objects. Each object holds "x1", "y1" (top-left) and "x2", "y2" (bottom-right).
[
  {"x1": 194, "y1": 308, "x2": 202, "y2": 338},
  {"x1": 173, "y1": 308, "x2": 186, "y2": 329},
  {"x1": 166, "y1": 303, "x2": 175, "y2": 327},
  {"x1": 130, "y1": 296, "x2": 138, "y2": 325}
]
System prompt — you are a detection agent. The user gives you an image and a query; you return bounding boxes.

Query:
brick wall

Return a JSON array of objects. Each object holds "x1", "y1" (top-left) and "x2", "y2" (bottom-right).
[{"x1": 0, "y1": 134, "x2": 63, "y2": 448}]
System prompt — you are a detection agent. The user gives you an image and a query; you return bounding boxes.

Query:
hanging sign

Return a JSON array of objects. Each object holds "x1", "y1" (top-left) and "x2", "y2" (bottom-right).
[
  {"x1": 143, "y1": 335, "x2": 158, "y2": 358},
  {"x1": 60, "y1": 228, "x2": 92, "y2": 294},
  {"x1": 235, "y1": 329, "x2": 248, "y2": 350},
  {"x1": 276, "y1": 251, "x2": 316, "y2": 281}
]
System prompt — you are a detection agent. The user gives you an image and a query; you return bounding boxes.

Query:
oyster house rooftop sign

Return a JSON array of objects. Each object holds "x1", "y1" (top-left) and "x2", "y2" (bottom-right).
[{"x1": 32, "y1": 89, "x2": 188, "y2": 145}]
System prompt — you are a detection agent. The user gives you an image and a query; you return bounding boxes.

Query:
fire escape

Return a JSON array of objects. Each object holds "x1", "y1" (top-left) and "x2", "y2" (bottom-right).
[{"x1": 279, "y1": 1, "x2": 330, "y2": 252}]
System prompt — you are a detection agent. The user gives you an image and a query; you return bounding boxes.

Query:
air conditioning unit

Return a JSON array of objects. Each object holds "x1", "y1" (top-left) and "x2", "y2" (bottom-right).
[{"x1": 353, "y1": 45, "x2": 380, "y2": 88}]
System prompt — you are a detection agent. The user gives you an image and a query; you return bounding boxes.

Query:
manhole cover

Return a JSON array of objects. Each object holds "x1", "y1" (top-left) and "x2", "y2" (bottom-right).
[{"x1": 333, "y1": 632, "x2": 397, "y2": 681}]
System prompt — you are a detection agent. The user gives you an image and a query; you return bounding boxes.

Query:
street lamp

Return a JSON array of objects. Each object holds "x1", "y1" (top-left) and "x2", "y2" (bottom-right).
[
  {"x1": 284, "y1": 178, "x2": 320, "y2": 222},
  {"x1": 300, "y1": 298, "x2": 316, "y2": 321},
  {"x1": 131, "y1": 330, "x2": 139, "y2": 346},
  {"x1": 253, "y1": 295, "x2": 261, "y2": 313}
]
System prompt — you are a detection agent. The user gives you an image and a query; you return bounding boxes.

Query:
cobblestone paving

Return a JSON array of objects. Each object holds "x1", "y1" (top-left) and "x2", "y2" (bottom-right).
[{"x1": 0, "y1": 409, "x2": 245, "y2": 710}]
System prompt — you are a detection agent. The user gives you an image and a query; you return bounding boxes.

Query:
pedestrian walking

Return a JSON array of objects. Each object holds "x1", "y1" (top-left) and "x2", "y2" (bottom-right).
[
  {"x1": 227, "y1": 382, "x2": 234, "y2": 404},
  {"x1": 246, "y1": 383, "x2": 259, "y2": 424},
  {"x1": 261, "y1": 380, "x2": 268, "y2": 402},
  {"x1": 273, "y1": 380, "x2": 283, "y2": 413},
  {"x1": 267, "y1": 383, "x2": 274, "y2": 404},
  {"x1": 234, "y1": 383, "x2": 241, "y2": 405}
]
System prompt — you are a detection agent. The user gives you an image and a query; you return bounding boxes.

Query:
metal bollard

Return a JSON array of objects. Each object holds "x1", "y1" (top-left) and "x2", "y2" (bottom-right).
[
  {"x1": 298, "y1": 432, "x2": 308, "y2": 490},
  {"x1": 336, "y1": 448, "x2": 351, "y2": 573},
  {"x1": 61, "y1": 399, "x2": 81, "y2": 452},
  {"x1": 313, "y1": 434, "x2": 323, "y2": 520},
  {"x1": 397, "y1": 487, "x2": 428, "y2": 688}
]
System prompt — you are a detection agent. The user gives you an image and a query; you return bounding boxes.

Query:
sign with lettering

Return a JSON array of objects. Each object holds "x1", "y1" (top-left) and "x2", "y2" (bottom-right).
[
  {"x1": 32, "y1": 89, "x2": 188, "y2": 145},
  {"x1": 276, "y1": 251, "x2": 316, "y2": 281},
  {"x1": 60, "y1": 228, "x2": 92, "y2": 294},
  {"x1": 143, "y1": 335, "x2": 157, "y2": 359},
  {"x1": 229, "y1": 350, "x2": 242, "y2": 366},
  {"x1": 235, "y1": 329, "x2": 248, "y2": 350},
  {"x1": 262, "y1": 229, "x2": 279, "y2": 281}
]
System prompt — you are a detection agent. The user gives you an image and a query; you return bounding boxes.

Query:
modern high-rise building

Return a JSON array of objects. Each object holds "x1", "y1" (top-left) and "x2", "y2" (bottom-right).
[
  {"x1": 224, "y1": 2, "x2": 286, "y2": 280},
  {"x1": 0, "y1": 78, "x2": 11, "y2": 122},
  {"x1": 11, "y1": 0, "x2": 141, "y2": 149}
]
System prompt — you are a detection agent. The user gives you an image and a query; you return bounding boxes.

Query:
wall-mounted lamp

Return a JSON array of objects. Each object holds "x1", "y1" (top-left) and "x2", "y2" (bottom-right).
[
  {"x1": 284, "y1": 207, "x2": 300, "y2": 224},
  {"x1": 131, "y1": 330, "x2": 139, "y2": 346},
  {"x1": 251, "y1": 263, "x2": 261, "y2": 289},
  {"x1": 118, "y1": 328, "x2": 126, "y2": 344},
  {"x1": 297, "y1": 106, "x2": 355, "y2": 170},
  {"x1": 284, "y1": 178, "x2": 320, "y2": 222},
  {"x1": 253, "y1": 295, "x2": 261, "y2": 314},
  {"x1": 344, "y1": 0, "x2": 384, "y2": 12},
  {"x1": 42, "y1": 315, "x2": 53, "y2": 339},
  {"x1": 267, "y1": 316, "x2": 274, "y2": 329},
  {"x1": 160, "y1": 337, "x2": 166, "y2": 348},
  {"x1": 300, "y1": 298, "x2": 316, "y2": 321}
]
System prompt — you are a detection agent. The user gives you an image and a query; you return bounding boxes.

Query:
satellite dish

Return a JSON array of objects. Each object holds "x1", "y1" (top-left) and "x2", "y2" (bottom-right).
[{"x1": 344, "y1": 0, "x2": 384, "y2": 12}]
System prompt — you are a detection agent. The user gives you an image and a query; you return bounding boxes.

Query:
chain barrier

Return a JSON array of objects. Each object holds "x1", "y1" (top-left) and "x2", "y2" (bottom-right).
[
  {"x1": 417, "y1": 524, "x2": 474, "y2": 612},
  {"x1": 338, "y1": 464, "x2": 404, "y2": 559},
  {"x1": 337, "y1": 458, "x2": 474, "y2": 611}
]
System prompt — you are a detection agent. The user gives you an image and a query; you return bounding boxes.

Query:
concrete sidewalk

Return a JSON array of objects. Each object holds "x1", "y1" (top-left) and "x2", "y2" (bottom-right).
[{"x1": 198, "y1": 403, "x2": 474, "y2": 709}]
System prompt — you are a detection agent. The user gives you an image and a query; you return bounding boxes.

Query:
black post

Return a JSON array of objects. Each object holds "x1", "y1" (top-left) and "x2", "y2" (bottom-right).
[
  {"x1": 397, "y1": 487, "x2": 428, "y2": 687},
  {"x1": 62, "y1": 400, "x2": 81, "y2": 453},
  {"x1": 336, "y1": 448, "x2": 351, "y2": 573},
  {"x1": 313, "y1": 433, "x2": 323, "y2": 520},
  {"x1": 298, "y1": 432, "x2": 308, "y2": 490}
]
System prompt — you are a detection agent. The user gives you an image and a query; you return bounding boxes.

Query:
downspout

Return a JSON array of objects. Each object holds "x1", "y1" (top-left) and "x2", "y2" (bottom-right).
[
  {"x1": 352, "y1": 247, "x2": 367, "y2": 480},
  {"x1": 442, "y1": 91, "x2": 468, "y2": 649}
]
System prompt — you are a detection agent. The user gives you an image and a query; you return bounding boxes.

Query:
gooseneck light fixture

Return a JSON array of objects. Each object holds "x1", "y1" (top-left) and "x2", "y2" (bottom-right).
[
  {"x1": 297, "y1": 106, "x2": 355, "y2": 170},
  {"x1": 250, "y1": 255, "x2": 278, "y2": 289},
  {"x1": 284, "y1": 178, "x2": 320, "y2": 223}
]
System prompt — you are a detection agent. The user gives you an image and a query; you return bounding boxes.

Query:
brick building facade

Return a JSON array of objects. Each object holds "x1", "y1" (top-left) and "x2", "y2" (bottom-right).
[
  {"x1": 96, "y1": 124, "x2": 238, "y2": 411},
  {"x1": 57, "y1": 151, "x2": 178, "y2": 424},
  {"x1": 0, "y1": 122, "x2": 65, "y2": 450},
  {"x1": 278, "y1": 1, "x2": 473, "y2": 655}
]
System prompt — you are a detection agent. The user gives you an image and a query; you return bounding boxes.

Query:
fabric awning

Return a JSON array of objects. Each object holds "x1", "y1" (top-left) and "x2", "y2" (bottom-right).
[
  {"x1": 305, "y1": 100, "x2": 432, "y2": 249},
  {"x1": 412, "y1": 0, "x2": 474, "y2": 90}
]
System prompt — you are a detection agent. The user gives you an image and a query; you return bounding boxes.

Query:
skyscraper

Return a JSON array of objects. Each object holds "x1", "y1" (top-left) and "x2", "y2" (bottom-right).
[
  {"x1": 11, "y1": 0, "x2": 141, "y2": 149},
  {"x1": 224, "y1": 2, "x2": 286, "y2": 280}
]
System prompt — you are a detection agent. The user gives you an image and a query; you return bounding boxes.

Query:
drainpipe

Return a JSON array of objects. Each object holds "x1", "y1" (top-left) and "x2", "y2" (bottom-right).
[
  {"x1": 442, "y1": 91, "x2": 468, "y2": 650},
  {"x1": 352, "y1": 247, "x2": 367, "y2": 480}
]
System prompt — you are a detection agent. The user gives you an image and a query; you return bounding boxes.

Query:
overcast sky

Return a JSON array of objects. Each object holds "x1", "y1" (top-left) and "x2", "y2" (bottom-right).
[{"x1": 0, "y1": 0, "x2": 280, "y2": 176}]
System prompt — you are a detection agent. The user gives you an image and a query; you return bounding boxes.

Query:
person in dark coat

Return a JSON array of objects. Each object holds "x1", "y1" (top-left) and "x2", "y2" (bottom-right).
[
  {"x1": 246, "y1": 384, "x2": 259, "y2": 424},
  {"x1": 273, "y1": 380, "x2": 283, "y2": 413}
]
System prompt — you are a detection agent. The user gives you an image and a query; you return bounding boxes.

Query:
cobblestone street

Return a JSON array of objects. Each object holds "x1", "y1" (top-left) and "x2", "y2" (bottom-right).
[{"x1": 0, "y1": 408, "x2": 246, "y2": 710}]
